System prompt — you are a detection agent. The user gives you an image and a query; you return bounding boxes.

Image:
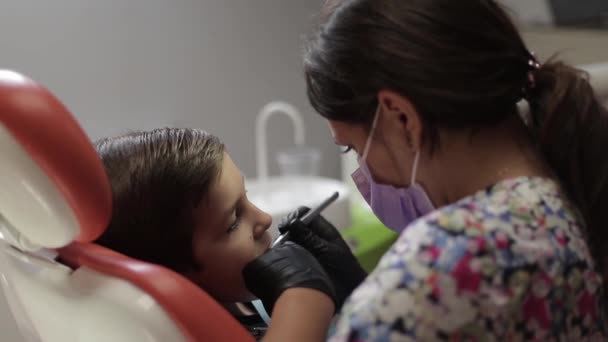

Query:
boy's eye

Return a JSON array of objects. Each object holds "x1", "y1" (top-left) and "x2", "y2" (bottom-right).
[
  {"x1": 227, "y1": 216, "x2": 241, "y2": 234},
  {"x1": 341, "y1": 146, "x2": 353, "y2": 154}
]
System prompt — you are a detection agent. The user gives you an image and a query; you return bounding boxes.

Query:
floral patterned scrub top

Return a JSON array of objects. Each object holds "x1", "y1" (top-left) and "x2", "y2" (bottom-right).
[{"x1": 330, "y1": 177, "x2": 607, "y2": 341}]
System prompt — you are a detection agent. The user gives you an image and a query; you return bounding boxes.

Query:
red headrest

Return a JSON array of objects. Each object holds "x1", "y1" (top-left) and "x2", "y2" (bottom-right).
[
  {"x1": 59, "y1": 242, "x2": 255, "y2": 341},
  {"x1": 0, "y1": 70, "x2": 111, "y2": 246},
  {"x1": 0, "y1": 71, "x2": 254, "y2": 341}
]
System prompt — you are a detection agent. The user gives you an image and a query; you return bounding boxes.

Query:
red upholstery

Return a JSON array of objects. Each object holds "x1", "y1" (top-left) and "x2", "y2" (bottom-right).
[
  {"x1": 0, "y1": 70, "x2": 255, "y2": 341},
  {"x1": 0, "y1": 71, "x2": 111, "y2": 242},
  {"x1": 59, "y1": 243, "x2": 254, "y2": 342}
]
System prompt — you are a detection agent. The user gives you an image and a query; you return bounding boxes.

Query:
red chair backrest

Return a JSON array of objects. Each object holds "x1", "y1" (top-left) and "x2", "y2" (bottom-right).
[{"x1": 0, "y1": 70, "x2": 254, "y2": 341}]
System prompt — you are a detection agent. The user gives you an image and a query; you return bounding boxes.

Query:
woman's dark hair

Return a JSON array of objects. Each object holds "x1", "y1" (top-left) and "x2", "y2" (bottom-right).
[
  {"x1": 304, "y1": 0, "x2": 608, "y2": 273},
  {"x1": 94, "y1": 128, "x2": 225, "y2": 273}
]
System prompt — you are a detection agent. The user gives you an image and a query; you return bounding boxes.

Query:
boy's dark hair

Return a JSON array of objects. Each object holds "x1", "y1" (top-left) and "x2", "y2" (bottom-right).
[{"x1": 94, "y1": 128, "x2": 225, "y2": 273}]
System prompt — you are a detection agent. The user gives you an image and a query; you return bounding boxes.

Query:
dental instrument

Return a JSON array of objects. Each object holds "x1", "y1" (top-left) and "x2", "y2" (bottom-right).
[{"x1": 271, "y1": 191, "x2": 339, "y2": 248}]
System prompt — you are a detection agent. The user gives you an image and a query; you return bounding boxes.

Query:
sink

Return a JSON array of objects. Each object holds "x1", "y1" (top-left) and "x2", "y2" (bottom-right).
[
  {"x1": 249, "y1": 101, "x2": 352, "y2": 239},
  {"x1": 246, "y1": 176, "x2": 351, "y2": 239}
]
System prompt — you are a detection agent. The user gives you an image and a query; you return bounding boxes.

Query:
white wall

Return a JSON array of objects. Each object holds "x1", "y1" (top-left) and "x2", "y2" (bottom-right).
[
  {"x1": 499, "y1": 0, "x2": 554, "y2": 25},
  {"x1": 0, "y1": 1, "x2": 333, "y2": 340},
  {"x1": 0, "y1": 0, "x2": 338, "y2": 179}
]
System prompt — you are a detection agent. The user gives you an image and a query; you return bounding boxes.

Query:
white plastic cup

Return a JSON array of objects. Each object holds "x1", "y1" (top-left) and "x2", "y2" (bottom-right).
[{"x1": 276, "y1": 146, "x2": 321, "y2": 177}]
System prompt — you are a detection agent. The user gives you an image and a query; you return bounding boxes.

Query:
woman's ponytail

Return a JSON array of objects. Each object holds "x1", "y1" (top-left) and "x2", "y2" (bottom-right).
[{"x1": 528, "y1": 60, "x2": 608, "y2": 275}]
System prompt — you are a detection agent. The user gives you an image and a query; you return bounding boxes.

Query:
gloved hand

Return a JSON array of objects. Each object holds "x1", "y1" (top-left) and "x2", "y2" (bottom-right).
[
  {"x1": 243, "y1": 241, "x2": 336, "y2": 314},
  {"x1": 279, "y1": 207, "x2": 368, "y2": 310}
]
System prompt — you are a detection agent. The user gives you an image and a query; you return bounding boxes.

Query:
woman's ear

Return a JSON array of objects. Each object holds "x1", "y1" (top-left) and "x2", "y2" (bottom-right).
[{"x1": 377, "y1": 90, "x2": 424, "y2": 150}]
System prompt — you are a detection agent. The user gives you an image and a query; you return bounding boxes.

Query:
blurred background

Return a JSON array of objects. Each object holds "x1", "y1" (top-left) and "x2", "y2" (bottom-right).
[
  {"x1": 1, "y1": 1, "x2": 607, "y2": 340},
  {"x1": 0, "y1": 1, "x2": 607, "y2": 180}
]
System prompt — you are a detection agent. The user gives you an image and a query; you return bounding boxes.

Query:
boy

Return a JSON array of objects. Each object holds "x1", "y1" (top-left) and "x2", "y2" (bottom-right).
[{"x1": 94, "y1": 128, "x2": 272, "y2": 338}]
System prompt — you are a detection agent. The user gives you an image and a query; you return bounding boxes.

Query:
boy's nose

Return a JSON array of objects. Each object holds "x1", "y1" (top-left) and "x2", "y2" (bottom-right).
[{"x1": 253, "y1": 205, "x2": 272, "y2": 238}]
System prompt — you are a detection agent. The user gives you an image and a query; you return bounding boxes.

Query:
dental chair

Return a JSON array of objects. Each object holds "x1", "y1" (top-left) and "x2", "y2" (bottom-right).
[{"x1": 0, "y1": 70, "x2": 255, "y2": 342}]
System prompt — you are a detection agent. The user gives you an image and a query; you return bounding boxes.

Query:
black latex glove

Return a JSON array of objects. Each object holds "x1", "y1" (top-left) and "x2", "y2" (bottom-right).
[
  {"x1": 278, "y1": 207, "x2": 368, "y2": 310},
  {"x1": 243, "y1": 241, "x2": 336, "y2": 314}
]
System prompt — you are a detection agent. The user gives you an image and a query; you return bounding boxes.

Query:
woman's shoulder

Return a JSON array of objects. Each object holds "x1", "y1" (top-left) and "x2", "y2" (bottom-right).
[
  {"x1": 392, "y1": 176, "x2": 591, "y2": 267},
  {"x1": 330, "y1": 177, "x2": 606, "y2": 341},
  {"x1": 368, "y1": 175, "x2": 598, "y2": 309},
  {"x1": 410, "y1": 176, "x2": 582, "y2": 238}
]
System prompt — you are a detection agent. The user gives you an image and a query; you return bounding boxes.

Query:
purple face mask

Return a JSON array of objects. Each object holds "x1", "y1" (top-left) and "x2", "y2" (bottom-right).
[{"x1": 351, "y1": 108, "x2": 435, "y2": 233}]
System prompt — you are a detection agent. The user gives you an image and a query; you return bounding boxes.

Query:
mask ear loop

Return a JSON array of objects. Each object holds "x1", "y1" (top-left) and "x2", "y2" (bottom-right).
[
  {"x1": 361, "y1": 105, "x2": 382, "y2": 160},
  {"x1": 410, "y1": 150, "x2": 420, "y2": 185}
]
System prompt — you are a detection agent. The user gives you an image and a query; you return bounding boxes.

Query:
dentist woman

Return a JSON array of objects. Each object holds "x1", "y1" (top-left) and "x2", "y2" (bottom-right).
[{"x1": 243, "y1": 0, "x2": 608, "y2": 340}]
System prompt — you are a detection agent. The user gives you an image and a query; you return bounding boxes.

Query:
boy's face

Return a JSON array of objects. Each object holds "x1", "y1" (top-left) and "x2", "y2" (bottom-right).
[{"x1": 189, "y1": 153, "x2": 272, "y2": 302}]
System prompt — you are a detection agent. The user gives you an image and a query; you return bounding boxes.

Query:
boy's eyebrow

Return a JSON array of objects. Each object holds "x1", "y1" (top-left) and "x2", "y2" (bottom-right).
[{"x1": 221, "y1": 175, "x2": 245, "y2": 220}]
